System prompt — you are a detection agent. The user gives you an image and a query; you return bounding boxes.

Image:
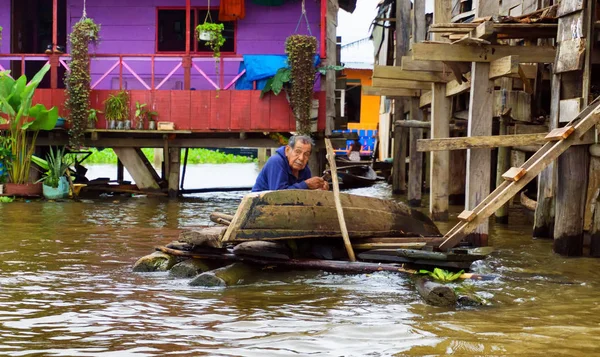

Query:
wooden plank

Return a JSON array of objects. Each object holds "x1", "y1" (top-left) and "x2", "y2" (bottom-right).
[
  {"x1": 559, "y1": 98, "x2": 583, "y2": 123},
  {"x1": 401, "y1": 56, "x2": 445, "y2": 72},
  {"x1": 373, "y1": 65, "x2": 453, "y2": 82},
  {"x1": 458, "y1": 210, "x2": 476, "y2": 222},
  {"x1": 557, "y1": 0, "x2": 585, "y2": 17},
  {"x1": 502, "y1": 167, "x2": 527, "y2": 182},
  {"x1": 446, "y1": 75, "x2": 471, "y2": 97},
  {"x1": 489, "y1": 56, "x2": 519, "y2": 80},
  {"x1": 230, "y1": 90, "x2": 252, "y2": 131},
  {"x1": 473, "y1": 21, "x2": 495, "y2": 40},
  {"x1": 250, "y1": 91, "x2": 271, "y2": 130},
  {"x1": 209, "y1": 91, "x2": 231, "y2": 130},
  {"x1": 189, "y1": 91, "x2": 211, "y2": 130},
  {"x1": 153, "y1": 91, "x2": 172, "y2": 124},
  {"x1": 269, "y1": 94, "x2": 292, "y2": 131},
  {"x1": 545, "y1": 126, "x2": 575, "y2": 141},
  {"x1": 451, "y1": 35, "x2": 491, "y2": 46},
  {"x1": 363, "y1": 86, "x2": 421, "y2": 97},
  {"x1": 408, "y1": 99, "x2": 424, "y2": 206},
  {"x1": 557, "y1": 11, "x2": 585, "y2": 43},
  {"x1": 420, "y1": 90, "x2": 432, "y2": 107},
  {"x1": 433, "y1": 0, "x2": 452, "y2": 42},
  {"x1": 412, "y1": 42, "x2": 556, "y2": 63},
  {"x1": 169, "y1": 90, "x2": 191, "y2": 130},
  {"x1": 493, "y1": 90, "x2": 531, "y2": 122},
  {"x1": 555, "y1": 38, "x2": 586, "y2": 73},
  {"x1": 417, "y1": 133, "x2": 550, "y2": 152},
  {"x1": 372, "y1": 78, "x2": 432, "y2": 90}
]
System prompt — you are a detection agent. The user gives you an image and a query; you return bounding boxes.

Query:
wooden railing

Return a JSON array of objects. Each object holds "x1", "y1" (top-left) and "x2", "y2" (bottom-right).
[{"x1": 0, "y1": 53, "x2": 246, "y2": 91}]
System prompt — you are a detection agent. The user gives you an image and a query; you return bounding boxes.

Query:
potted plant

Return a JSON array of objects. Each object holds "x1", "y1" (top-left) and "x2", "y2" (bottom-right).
[
  {"x1": 134, "y1": 101, "x2": 147, "y2": 130},
  {"x1": 88, "y1": 108, "x2": 102, "y2": 129},
  {"x1": 0, "y1": 64, "x2": 59, "y2": 196},
  {"x1": 104, "y1": 90, "x2": 129, "y2": 130},
  {"x1": 35, "y1": 146, "x2": 72, "y2": 200},
  {"x1": 196, "y1": 11, "x2": 225, "y2": 79},
  {"x1": 147, "y1": 110, "x2": 158, "y2": 130}
]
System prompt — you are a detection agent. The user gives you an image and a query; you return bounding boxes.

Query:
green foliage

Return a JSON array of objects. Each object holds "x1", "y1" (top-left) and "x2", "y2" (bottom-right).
[
  {"x1": 260, "y1": 67, "x2": 291, "y2": 98},
  {"x1": 0, "y1": 196, "x2": 14, "y2": 203},
  {"x1": 196, "y1": 22, "x2": 225, "y2": 79},
  {"x1": 285, "y1": 35, "x2": 317, "y2": 135},
  {"x1": 317, "y1": 64, "x2": 345, "y2": 75},
  {"x1": 36, "y1": 146, "x2": 73, "y2": 188},
  {"x1": 134, "y1": 101, "x2": 157, "y2": 124},
  {"x1": 79, "y1": 148, "x2": 256, "y2": 165},
  {"x1": 0, "y1": 64, "x2": 59, "y2": 184},
  {"x1": 0, "y1": 136, "x2": 13, "y2": 184},
  {"x1": 88, "y1": 108, "x2": 102, "y2": 123},
  {"x1": 65, "y1": 17, "x2": 100, "y2": 148},
  {"x1": 419, "y1": 268, "x2": 465, "y2": 282},
  {"x1": 0, "y1": 25, "x2": 3, "y2": 43},
  {"x1": 104, "y1": 90, "x2": 130, "y2": 121}
]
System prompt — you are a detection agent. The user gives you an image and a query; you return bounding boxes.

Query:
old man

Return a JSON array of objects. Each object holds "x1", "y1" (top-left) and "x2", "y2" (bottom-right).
[{"x1": 252, "y1": 135, "x2": 329, "y2": 192}]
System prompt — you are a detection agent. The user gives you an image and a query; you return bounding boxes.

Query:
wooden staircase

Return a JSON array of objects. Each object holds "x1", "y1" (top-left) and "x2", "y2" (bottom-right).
[{"x1": 439, "y1": 97, "x2": 600, "y2": 250}]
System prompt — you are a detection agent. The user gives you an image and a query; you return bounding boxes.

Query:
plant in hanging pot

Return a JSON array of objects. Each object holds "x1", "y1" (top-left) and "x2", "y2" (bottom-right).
[
  {"x1": 0, "y1": 64, "x2": 59, "y2": 196},
  {"x1": 35, "y1": 146, "x2": 73, "y2": 200},
  {"x1": 65, "y1": 17, "x2": 100, "y2": 148},
  {"x1": 196, "y1": 21, "x2": 225, "y2": 79}
]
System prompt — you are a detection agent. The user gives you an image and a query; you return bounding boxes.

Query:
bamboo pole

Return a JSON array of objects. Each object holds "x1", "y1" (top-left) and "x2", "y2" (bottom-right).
[{"x1": 324, "y1": 138, "x2": 356, "y2": 262}]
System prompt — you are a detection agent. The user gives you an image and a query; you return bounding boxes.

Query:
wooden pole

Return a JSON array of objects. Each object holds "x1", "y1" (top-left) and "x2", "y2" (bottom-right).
[
  {"x1": 463, "y1": 1, "x2": 497, "y2": 247},
  {"x1": 50, "y1": 0, "x2": 58, "y2": 89},
  {"x1": 552, "y1": 6, "x2": 592, "y2": 256},
  {"x1": 408, "y1": 100, "x2": 423, "y2": 207},
  {"x1": 495, "y1": 78, "x2": 513, "y2": 224},
  {"x1": 392, "y1": 0, "x2": 411, "y2": 194},
  {"x1": 168, "y1": 147, "x2": 181, "y2": 198},
  {"x1": 183, "y1": 0, "x2": 191, "y2": 90},
  {"x1": 325, "y1": 138, "x2": 356, "y2": 262}
]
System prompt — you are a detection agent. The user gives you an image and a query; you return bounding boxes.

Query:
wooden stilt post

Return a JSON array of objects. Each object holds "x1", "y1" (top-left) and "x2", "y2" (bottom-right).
[
  {"x1": 168, "y1": 148, "x2": 181, "y2": 198},
  {"x1": 429, "y1": 0, "x2": 452, "y2": 221},
  {"x1": 407, "y1": 0, "x2": 426, "y2": 207},
  {"x1": 463, "y1": 1, "x2": 498, "y2": 247},
  {"x1": 183, "y1": 0, "x2": 191, "y2": 90},
  {"x1": 408, "y1": 100, "x2": 423, "y2": 207},
  {"x1": 50, "y1": 0, "x2": 58, "y2": 89},
  {"x1": 552, "y1": 3, "x2": 593, "y2": 256},
  {"x1": 325, "y1": 0, "x2": 339, "y2": 136},
  {"x1": 391, "y1": 0, "x2": 410, "y2": 194},
  {"x1": 534, "y1": 74, "x2": 559, "y2": 239},
  {"x1": 495, "y1": 78, "x2": 513, "y2": 224}
]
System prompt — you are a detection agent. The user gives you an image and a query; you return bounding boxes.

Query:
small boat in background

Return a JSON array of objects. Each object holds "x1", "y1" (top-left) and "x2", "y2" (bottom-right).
[{"x1": 326, "y1": 164, "x2": 382, "y2": 189}]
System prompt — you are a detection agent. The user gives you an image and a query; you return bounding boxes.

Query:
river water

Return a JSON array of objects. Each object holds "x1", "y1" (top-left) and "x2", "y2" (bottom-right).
[{"x1": 1, "y1": 163, "x2": 600, "y2": 356}]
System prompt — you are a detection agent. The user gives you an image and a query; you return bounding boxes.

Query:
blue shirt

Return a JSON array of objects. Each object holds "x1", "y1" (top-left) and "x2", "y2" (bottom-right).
[{"x1": 252, "y1": 146, "x2": 312, "y2": 192}]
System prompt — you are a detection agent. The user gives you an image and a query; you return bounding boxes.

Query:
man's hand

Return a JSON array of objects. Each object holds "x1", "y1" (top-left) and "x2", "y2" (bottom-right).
[{"x1": 305, "y1": 176, "x2": 327, "y2": 190}]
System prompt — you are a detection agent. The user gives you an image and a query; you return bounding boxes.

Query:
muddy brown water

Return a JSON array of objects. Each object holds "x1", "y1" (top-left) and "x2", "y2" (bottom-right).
[{"x1": 1, "y1": 164, "x2": 600, "y2": 356}]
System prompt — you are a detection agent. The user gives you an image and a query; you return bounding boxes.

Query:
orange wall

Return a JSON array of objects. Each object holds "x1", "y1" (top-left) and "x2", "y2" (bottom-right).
[{"x1": 345, "y1": 68, "x2": 380, "y2": 131}]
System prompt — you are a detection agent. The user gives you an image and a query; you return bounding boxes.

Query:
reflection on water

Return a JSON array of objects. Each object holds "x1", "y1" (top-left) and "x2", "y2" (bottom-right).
[{"x1": 1, "y1": 165, "x2": 600, "y2": 355}]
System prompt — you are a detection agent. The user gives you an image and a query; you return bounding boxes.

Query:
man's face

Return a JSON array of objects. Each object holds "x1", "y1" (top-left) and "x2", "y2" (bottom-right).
[{"x1": 285, "y1": 141, "x2": 312, "y2": 172}]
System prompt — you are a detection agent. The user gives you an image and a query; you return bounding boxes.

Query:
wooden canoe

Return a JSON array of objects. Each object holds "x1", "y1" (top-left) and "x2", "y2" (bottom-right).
[{"x1": 221, "y1": 190, "x2": 442, "y2": 242}]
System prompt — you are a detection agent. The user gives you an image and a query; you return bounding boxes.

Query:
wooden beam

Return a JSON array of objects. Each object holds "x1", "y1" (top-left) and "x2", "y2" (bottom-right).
[
  {"x1": 113, "y1": 148, "x2": 161, "y2": 190},
  {"x1": 420, "y1": 90, "x2": 432, "y2": 107},
  {"x1": 374, "y1": 65, "x2": 453, "y2": 82},
  {"x1": 430, "y1": 82, "x2": 450, "y2": 221},
  {"x1": 489, "y1": 56, "x2": 519, "y2": 80},
  {"x1": 372, "y1": 78, "x2": 432, "y2": 90},
  {"x1": 412, "y1": 42, "x2": 556, "y2": 63},
  {"x1": 473, "y1": 20, "x2": 495, "y2": 40},
  {"x1": 401, "y1": 56, "x2": 445, "y2": 72},
  {"x1": 417, "y1": 133, "x2": 550, "y2": 152},
  {"x1": 363, "y1": 86, "x2": 421, "y2": 97},
  {"x1": 446, "y1": 75, "x2": 471, "y2": 96}
]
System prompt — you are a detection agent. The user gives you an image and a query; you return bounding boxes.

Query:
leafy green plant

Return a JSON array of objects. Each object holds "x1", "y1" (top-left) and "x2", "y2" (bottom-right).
[
  {"x1": 104, "y1": 90, "x2": 130, "y2": 122},
  {"x1": 65, "y1": 17, "x2": 100, "y2": 148},
  {"x1": 0, "y1": 25, "x2": 3, "y2": 44},
  {"x1": 0, "y1": 64, "x2": 59, "y2": 184},
  {"x1": 0, "y1": 196, "x2": 14, "y2": 203},
  {"x1": 36, "y1": 146, "x2": 73, "y2": 188},
  {"x1": 0, "y1": 135, "x2": 12, "y2": 184},
  {"x1": 419, "y1": 268, "x2": 465, "y2": 282},
  {"x1": 88, "y1": 108, "x2": 102, "y2": 126},
  {"x1": 196, "y1": 19, "x2": 225, "y2": 79},
  {"x1": 286, "y1": 35, "x2": 317, "y2": 135}
]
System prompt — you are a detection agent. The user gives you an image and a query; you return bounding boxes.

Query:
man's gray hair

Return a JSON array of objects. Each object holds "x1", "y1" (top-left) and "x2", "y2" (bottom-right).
[{"x1": 287, "y1": 135, "x2": 314, "y2": 148}]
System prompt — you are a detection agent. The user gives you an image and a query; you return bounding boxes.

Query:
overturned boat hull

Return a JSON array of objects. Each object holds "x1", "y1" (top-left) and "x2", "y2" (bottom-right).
[{"x1": 221, "y1": 190, "x2": 442, "y2": 242}]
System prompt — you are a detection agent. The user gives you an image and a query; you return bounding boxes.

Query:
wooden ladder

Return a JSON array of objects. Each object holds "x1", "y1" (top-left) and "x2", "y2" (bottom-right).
[{"x1": 439, "y1": 97, "x2": 600, "y2": 251}]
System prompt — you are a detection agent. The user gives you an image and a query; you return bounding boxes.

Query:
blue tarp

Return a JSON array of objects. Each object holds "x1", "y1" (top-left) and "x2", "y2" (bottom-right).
[{"x1": 235, "y1": 54, "x2": 321, "y2": 90}]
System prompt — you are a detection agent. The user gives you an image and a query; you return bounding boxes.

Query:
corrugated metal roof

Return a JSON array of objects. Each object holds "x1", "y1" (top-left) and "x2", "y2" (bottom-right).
[{"x1": 341, "y1": 38, "x2": 374, "y2": 70}]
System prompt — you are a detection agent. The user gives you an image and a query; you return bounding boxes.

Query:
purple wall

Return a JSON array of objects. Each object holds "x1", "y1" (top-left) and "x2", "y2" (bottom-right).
[{"x1": 66, "y1": 0, "x2": 322, "y2": 90}]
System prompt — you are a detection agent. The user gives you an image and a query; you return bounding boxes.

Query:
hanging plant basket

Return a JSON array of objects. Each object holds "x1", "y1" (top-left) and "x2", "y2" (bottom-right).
[
  {"x1": 195, "y1": 7, "x2": 225, "y2": 83},
  {"x1": 285, "y1": 34, "x2": 317, "y2": 136}
]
